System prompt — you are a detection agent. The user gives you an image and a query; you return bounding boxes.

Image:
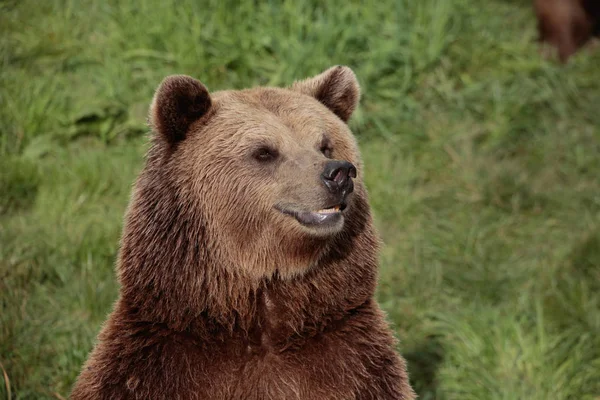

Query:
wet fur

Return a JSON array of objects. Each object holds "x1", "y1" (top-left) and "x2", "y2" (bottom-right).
[{"x1": 71, "y1": 66, "x2": 415, "y2": 400}]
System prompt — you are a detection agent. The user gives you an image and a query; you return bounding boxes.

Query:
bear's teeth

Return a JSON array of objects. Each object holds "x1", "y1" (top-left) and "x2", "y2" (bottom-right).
[{"x1": 316, "y1": 205, "x2": 340, "y2": 214}]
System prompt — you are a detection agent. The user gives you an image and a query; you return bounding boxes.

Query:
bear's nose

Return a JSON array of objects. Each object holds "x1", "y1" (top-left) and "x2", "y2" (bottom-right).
[{"x1": 321, "y1": 160, "x2": 357, "y2": 198}]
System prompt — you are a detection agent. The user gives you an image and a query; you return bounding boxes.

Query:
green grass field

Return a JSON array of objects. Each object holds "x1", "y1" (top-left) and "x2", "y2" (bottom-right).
[{"x1": 1, "y1": 0, "x2": 599, "y2": 398}]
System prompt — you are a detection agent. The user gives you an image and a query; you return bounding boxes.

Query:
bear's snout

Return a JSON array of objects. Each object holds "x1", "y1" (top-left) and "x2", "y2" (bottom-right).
[{"x1": 321, "y1": 160, "x2": 356, "y2": 199}]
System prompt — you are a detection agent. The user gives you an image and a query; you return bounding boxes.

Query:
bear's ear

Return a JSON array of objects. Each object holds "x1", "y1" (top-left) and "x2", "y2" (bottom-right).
[
  {"x1": 291, "y1": 66, "x2": 360, "y2": 123},
  {"x1": 150, "y1": 75, "x2": 212, "y2": 144}
]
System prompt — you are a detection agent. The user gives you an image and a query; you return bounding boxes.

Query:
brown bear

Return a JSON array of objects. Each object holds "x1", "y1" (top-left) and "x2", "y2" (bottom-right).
[
  {"x1": 534, "y1": 0, "x2": 600, "y2": 62},
  {"x1": 71, "y1": 66, "x2": 415, "y2": 400}
]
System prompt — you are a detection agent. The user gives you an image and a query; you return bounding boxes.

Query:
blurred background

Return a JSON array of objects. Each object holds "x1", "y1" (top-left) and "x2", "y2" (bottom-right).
[{"x1": 1, "y1": 0, "x2": 599, "y2": 399}]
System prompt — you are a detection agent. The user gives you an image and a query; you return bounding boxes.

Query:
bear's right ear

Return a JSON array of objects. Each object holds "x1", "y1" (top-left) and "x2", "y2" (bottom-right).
[
  {"x1": 150, "y1": 75, "x2": 212, "y2": 144},
  {"x1": 291, "y1": 66, "x2": 360, "y2": 123}
]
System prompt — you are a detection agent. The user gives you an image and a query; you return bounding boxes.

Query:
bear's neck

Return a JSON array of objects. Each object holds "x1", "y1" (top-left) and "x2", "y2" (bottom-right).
[{"x1": 117, "y1": 159, "x2": 379, "y2": 340}]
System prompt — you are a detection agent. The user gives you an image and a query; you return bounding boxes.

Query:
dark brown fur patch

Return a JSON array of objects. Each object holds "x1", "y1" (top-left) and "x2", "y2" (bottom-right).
[{"x1": 534, "y1": 0, "x2": 600, "y2": 62}]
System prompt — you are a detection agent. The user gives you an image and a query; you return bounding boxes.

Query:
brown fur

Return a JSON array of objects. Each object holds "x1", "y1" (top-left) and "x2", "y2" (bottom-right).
[
  {"x1": 71, "y1": 66, "x2": 415, "y2": 400},
  {"x1": 534, "y1": 0, "x2": 600, "y2": 62}
]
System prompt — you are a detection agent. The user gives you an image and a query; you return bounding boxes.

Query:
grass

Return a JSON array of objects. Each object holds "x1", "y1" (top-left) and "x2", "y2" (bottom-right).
[{"x1": 1, "y1": 0, "x2": 599, "y2": 398}]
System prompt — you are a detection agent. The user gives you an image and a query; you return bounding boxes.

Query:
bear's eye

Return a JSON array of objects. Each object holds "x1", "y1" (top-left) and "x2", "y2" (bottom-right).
[
  {"x1": 253, "y1": 146, "x2": 279, "y2": 162},
  {"x1": 320, "y1": 145, "x2": 333, "y2": 159}
]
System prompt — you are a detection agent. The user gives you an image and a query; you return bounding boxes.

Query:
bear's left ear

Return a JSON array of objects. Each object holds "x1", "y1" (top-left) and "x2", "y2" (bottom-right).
[
  {"x1": 291, "y1": 66, "x2": 360, "y2": 123},
  {"x1": 150, "y1": 75, "x2": 212, "y2": 144}
]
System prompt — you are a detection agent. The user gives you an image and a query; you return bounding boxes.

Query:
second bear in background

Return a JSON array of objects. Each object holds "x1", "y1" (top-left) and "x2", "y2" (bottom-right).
[{"x1": 534, "y1": 0, "x2": 599, "y2": 62}]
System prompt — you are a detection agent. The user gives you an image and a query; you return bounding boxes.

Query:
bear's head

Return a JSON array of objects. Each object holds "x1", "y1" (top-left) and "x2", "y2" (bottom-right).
[
  {"x1": 149, "y1": 66, "x2": 365, "y2": 277},
  {"x1": 119, "y1": 67, "x2": 377, "y2": 327}
]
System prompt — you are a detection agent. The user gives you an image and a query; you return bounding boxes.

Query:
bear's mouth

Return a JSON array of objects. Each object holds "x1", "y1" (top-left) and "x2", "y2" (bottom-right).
[{"x1": 276, "y1": 203, "x2": 347, "y2": 228}]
